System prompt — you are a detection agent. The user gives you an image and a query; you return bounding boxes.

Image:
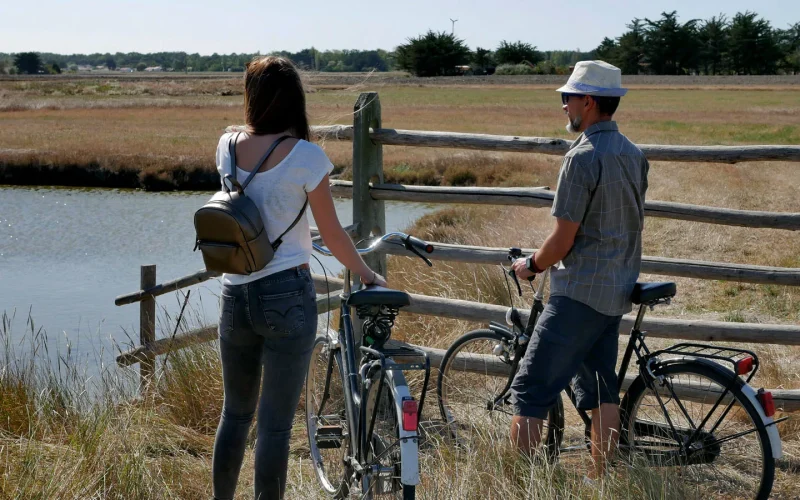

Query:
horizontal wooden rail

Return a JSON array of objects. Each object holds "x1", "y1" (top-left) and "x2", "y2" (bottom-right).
[
  {"x1": 116, "y1": 272, "x2": 800, "y2": 367},
  {"x1": 401, "y1": 292, "x2": 800, "y2": 345},
  {"x1": 116, "y1": 291, "x2": 343, "y2": 366},
  {"x1": 388, "y1": 340, "x2": 800, "y2": 411},
  {"x1": 115, "y1": 282, "x2": 799, "y2": 409},
  {"x1": 329, "y1": 181, "x2": 800, "y2": 231},
  {"x1": 311, "y1": 125, "x2": 800, "y2": 164},
  {"x1": 376, "y1": 240, "x2": 800, "y2": 286},
  {"x1": 115, "y1": 233, "x2": 800, "y2": 309},
  {"x1": 114, "y1": 224, "x2": 358, "y2": 306}
]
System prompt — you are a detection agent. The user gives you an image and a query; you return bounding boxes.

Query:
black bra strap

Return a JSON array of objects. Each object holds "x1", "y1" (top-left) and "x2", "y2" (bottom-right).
[{"x1": 241, "y1": 135, "x2": 292, "y2": 191}]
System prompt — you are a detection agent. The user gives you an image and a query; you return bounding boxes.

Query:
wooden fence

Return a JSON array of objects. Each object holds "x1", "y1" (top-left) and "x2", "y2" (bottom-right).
[{"x1": 115, "y1": 92, "x2": 800, "y2": 410}]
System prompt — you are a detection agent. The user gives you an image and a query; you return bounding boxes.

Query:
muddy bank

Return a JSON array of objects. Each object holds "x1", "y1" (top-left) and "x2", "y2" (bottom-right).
[{"x1": 0, "y1": 156, "x2": 220, "y2": 191}]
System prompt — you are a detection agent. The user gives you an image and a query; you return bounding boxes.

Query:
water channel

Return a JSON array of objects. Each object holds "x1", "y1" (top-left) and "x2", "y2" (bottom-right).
[{"x1": 0, "y1": 185, "x2": 435, "y2": 372}]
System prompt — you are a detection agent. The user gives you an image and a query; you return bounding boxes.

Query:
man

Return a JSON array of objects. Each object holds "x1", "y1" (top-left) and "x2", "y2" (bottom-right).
[{"x1": 510, "y1": 60, "x2": 649, "y2": 478}]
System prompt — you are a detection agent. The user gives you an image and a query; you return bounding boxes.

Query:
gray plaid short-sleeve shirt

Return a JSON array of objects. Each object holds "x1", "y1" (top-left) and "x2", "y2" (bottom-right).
[{"x1": 549, "y1": 121, "x2": 649, "y2": 316}]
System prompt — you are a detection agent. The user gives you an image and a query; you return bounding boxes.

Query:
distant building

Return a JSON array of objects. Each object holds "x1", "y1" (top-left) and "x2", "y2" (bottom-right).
[
  {"x1": 144, "y1": 66, "x2": 163, "y2": 72},
  {"x1": 118, "y1": 67, "x2": 134, "y2": 73}
]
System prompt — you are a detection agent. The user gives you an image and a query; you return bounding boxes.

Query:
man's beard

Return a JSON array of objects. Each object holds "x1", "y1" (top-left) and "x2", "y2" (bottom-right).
[{"x1": 566, "y1": 114, "x2": 582, "y2": 134}]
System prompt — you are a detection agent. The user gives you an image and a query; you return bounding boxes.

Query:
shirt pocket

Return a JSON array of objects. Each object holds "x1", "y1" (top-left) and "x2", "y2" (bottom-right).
[{"x1": 259, "y1": 289, "x2": 306, "y2": 336}]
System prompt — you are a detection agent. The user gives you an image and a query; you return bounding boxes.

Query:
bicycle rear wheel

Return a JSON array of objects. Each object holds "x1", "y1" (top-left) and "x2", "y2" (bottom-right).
[
  {"x1": 437, "y1": 329, "x2": 563, "y2": 457},
  {"x1": 305, "y1": 334, "x2": 351, "y2": 498},
  {"x1": 621, "y1": 360, "x2": 775, "y2": 500}
]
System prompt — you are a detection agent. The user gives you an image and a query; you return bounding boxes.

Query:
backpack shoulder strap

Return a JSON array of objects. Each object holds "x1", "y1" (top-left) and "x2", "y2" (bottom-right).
[
  {"x1": 271, "y1": 197, "x2": 309, "y2": 250},
  {"x1": 228, "y1": 132, "x2": 242, "y2": 177},
  {"x1": 241, "y1": 135, "x2": 292, "y2": 191}
]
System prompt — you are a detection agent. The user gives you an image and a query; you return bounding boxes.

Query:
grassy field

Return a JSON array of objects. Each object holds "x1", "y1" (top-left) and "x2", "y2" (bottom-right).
[
  {"x1": 1, "y1": 73, "x2": 800, "y2": 498},
  {"x1": 1, "y1": 74, "x2": 799, "y2": 189}
]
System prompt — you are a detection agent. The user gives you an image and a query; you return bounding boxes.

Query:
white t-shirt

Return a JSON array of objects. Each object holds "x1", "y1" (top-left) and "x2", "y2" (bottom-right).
[{"x1": 215, "y1": 133, "x2": 334, "y2": 286}]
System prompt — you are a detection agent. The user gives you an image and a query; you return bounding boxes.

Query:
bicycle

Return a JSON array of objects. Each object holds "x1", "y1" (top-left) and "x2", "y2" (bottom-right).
[
  {"x1": 437, "y1": 247, "x2": 785, "y2": 499},
  {"x1": 305, "y1": 232, "x2": 435, "y2": 499}
]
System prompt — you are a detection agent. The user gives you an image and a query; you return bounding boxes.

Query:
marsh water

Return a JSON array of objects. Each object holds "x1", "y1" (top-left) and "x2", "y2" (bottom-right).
[{"x1": 0, "y1": 185, "x2": 435, "y2": 371}]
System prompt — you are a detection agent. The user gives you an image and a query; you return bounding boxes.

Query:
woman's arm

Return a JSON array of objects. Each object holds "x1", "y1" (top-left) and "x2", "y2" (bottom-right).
[{"x1": 308, "y1": 174, "x2": 387, "y2": 286}]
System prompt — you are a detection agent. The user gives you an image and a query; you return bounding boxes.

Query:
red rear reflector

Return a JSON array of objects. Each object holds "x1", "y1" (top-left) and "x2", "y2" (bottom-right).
[
  {"x1": 757, "y1": 389, "x2": 776, "y2": 417},
  {"x1": 736, "y1": 356, "x2": 755, "y2": 375},
  {"x1": 402, "y1": 399, "x2": 418, "y2": 431},
  {"x1": 425, "y1": 244, "x2": 434, "y2": 253}
]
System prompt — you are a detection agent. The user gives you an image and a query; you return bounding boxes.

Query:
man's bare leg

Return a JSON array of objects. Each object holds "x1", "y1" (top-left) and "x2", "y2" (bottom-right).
[
  {"x1": 589, "y1": 403, "x2": 620, "y2": 479},
  {"x1": 510, "y1": 416, "x2": 543, "y2": 455}
]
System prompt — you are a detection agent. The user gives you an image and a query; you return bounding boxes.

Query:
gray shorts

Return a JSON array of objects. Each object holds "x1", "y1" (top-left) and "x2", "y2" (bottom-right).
[{"x1": 511, "y1": 295, "x2": 622, "y2": 419}]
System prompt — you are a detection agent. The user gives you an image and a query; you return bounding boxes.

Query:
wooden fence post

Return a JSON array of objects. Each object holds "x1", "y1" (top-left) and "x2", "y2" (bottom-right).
[
  {"x1": 139, "y1": 265, "x2": 156, "y2": 392},
  {"x1": 352, "y1": 92, "x2": 385, "y2": 345}
]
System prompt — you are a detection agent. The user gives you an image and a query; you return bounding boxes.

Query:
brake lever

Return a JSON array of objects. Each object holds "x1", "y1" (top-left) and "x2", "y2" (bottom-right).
[
  {"x1": 404, "y1": 239, "x2": 433, "y2": 267},
  {"x1": 502, "y1": 265, "x2": 523, "y2": 296}
]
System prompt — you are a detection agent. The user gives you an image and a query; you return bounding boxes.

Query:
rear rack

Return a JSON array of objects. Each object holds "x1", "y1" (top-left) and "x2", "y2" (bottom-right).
[{"x1": 649, "y1": 343, "x2": 760, "y2": 384}]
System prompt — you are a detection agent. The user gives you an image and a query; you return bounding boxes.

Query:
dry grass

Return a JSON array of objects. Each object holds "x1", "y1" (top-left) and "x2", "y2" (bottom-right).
[
  {"x1": 6, "y1": 311, "x2": 792, "y2": 499},
  {"x1": 1, "y1": 76, "x2": 799, "y2": 189}
]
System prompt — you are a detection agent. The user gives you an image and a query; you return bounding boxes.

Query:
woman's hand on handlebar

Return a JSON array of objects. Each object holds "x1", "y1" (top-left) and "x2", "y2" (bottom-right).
[
  {"x1": 360, "y1": 270, "x2": 387, "y2": 287},
  {"x1": 511, "y1": 258, "x2": 535, "y2": 280}
]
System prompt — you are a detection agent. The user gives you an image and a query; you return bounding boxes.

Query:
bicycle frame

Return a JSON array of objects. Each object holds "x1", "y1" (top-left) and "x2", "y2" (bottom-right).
[{"x1": 312, "y1": 233, "x2": 430, "y2": 489}]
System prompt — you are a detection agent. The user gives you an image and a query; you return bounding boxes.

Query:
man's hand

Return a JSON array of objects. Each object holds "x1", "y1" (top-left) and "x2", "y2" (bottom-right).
[{"x1": 511, "y1": 258, "x2": 535, "y2": 280}]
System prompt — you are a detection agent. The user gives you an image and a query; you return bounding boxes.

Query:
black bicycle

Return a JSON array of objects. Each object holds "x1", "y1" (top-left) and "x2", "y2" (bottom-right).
[
  {"x1": 437, "y1": 247, "x2": 784, "y2": 499},
  {"x1": 305, "y1": 232, "x2": 435, "y2": 500}
]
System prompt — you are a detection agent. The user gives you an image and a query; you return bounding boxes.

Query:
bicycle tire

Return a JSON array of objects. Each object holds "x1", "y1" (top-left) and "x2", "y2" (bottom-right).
[
  {"x1": 363, "y1": 370, "x2": 415, "y2": 499},
  {"x1": 437, "y1": 328, "x2": 564, "y2": 457},
  {"x1": 621, "y1": 360, "x2": 775, "y2": 500},
  {"x1": 305, "y1": 334, "x2": 351, "y2": 498}
]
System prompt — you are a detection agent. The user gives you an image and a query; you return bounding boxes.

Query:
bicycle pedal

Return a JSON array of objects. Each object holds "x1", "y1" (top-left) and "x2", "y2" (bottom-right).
[{"x1": 316, "y1": 425, "x2": 344, "y2": 449}]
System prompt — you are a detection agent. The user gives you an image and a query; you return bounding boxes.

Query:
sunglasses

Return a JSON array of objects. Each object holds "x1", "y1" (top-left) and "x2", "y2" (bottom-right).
[{"x1": 561, "y1": 93, "x2": 586, "y2": 105}]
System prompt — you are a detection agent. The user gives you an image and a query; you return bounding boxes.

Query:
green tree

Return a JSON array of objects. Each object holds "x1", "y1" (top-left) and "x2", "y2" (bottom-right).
[
  {"x1": 136, "y1": 62, "x2": 147, "y2": 72},
  {"x1": 494, "y1": 40, "x2": 542, "y2": 65},
  {"x1": 14, "y1": 52, "x2": 42, "y2": 74},
  {"x1": 105, "y1": 57, "x2": 117, "y2": 70},
  {"x1": 778, "y1": 22, "x2": 800, "y2": 74},
  {"x1": 643, "y1": 11, "x2": 701, "y2": 75},
  {"x1": 616, "y1": 20, "x2": 646, "y2": 74},
  {"x1": 698, "y1": 15, "x2": 729, "y2": 75},
  {"x1": 728, "y1": 11, "x2": 782, "y2": 74},
  {"x1": 470, "y1": 47, "x2": 494, "y2": 73},
  {"x1": 395, "y1": 31, "x2": 471, "y2": 77},
  {"x1": 594, "y1": 37, "x2": 619, "y2": 62}
]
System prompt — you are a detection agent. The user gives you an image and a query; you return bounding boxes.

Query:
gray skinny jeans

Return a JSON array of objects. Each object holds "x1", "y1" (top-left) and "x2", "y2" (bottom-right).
[{"x1": 212, "y1": 267, "x2": 317, "y2": 500}]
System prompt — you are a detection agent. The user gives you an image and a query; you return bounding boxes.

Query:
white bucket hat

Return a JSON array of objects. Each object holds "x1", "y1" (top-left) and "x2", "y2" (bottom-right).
[{"x1": 556, "y1": 60, "x2": 627, "y2": 97}]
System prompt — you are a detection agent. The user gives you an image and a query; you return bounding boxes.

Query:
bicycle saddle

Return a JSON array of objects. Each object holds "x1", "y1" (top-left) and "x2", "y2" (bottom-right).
[
  {"x1": 346, "y1": 286, "x2": 411, "y2": 308},
  {"x1": 631, "y1": 282, "x2": 676, "y2": 305}
]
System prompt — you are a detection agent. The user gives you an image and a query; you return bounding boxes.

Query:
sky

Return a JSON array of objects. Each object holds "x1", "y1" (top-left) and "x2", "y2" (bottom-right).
[{"x1": 1, "y1": 0, "x2": 798, "y2": 55}]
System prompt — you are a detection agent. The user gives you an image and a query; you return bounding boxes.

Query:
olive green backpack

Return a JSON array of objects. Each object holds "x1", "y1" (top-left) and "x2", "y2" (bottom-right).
[{"x1": 193, "y1": 133, "x2": 307, "y2": 275}]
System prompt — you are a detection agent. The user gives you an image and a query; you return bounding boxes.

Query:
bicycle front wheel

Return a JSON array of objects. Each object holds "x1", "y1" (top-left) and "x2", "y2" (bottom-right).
[
  {"x1": 437, "y1": 329, "x2": 563, "y2": 456},
  {"x1": 621, "y1": 360, "x2": 775, "y2": 500},
  {"x1": 305, "y1": 334, "x2": 351, "y2": 498}
]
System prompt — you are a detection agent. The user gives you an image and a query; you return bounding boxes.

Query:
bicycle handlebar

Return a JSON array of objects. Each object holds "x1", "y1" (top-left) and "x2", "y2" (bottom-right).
[{"x1": 312, "y1": 231, "x2": 435, "y2": 266}]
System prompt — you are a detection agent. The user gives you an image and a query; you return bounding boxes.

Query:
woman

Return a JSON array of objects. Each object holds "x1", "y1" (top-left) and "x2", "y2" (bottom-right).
[{"x1": 212, "y1": 56, "x2": 386, "y2": 500}]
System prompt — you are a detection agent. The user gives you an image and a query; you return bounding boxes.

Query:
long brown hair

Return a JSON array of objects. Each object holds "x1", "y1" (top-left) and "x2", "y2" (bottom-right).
[{"x1": 243, "y1": 56, "x2": 310, "y2": 140}]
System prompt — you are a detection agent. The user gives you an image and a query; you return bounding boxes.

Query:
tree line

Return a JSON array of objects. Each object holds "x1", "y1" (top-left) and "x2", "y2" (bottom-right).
[
  {"x1": 1, "y1": 10, "x2": 797, "y2": 76},
  {"x1": 596, "y1": 11, "x2": 800, "y2": 75}
]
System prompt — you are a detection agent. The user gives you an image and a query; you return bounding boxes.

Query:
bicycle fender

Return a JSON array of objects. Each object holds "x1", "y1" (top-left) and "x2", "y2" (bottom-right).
[
  {"x1": 656, "y1": 357, "x2": 782, "y2": 459},
  {"x1": 740, "y1": 383, "x2": 783, "y2": 459},
  {"x1": 487, "y1": 323, "x2": 514, "y2": 337},
  {"x1": 385, "y1": 369, "x2": 420, "y2": 486}
]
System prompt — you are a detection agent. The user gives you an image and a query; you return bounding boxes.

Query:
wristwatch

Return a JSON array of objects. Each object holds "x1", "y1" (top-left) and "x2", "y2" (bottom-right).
[{"x1": 526, "y1": 252, "x2": 545, "y2": 274}]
